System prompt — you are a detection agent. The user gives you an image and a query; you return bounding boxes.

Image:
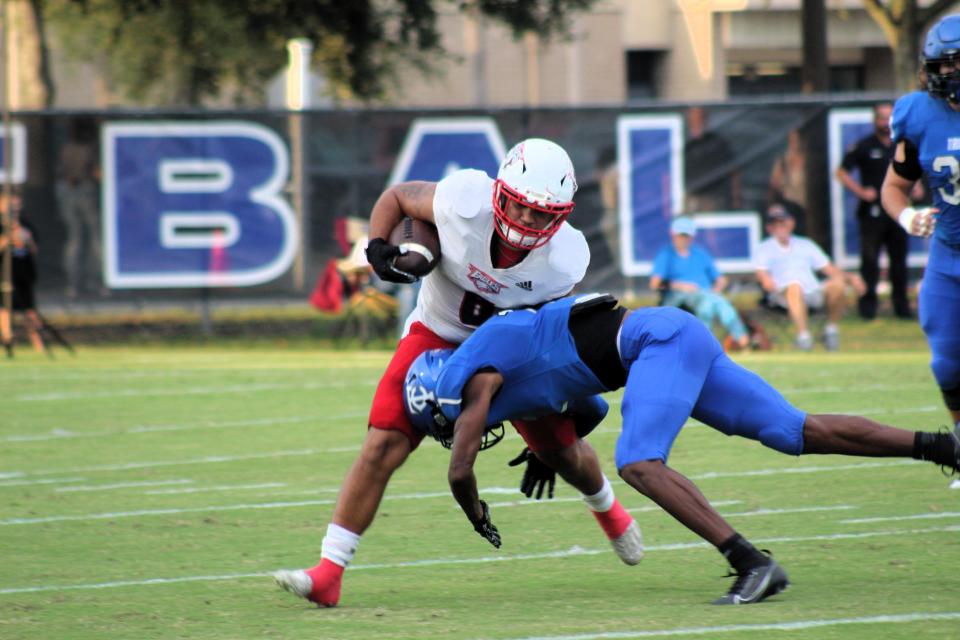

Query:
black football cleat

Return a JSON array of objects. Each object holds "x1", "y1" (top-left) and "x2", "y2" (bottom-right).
[
  {"x1": 950, "y1": 424, "x2": 960, "y2": 475},
  {"x1": 713, "y1": 558, "x2": 789, "y2": 605}
]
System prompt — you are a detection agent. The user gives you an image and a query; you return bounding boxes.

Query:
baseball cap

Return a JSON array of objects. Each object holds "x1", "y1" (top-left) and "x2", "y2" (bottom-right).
[
  {"x1": 670, "y1": 216, "x2": 697, "y2": 236},
  {"x1": 766, "y1": 203, "x2": 793, "y2": 223}
]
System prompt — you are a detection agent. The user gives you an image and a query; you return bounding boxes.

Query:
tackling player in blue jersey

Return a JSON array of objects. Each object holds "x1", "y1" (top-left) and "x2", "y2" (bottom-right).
[
  {"x1": 882, "y1": 14, "x2": 960, "y2": 445},
  {"x1": 404, "y1": 294, "x2": 960, "y2": 605}
]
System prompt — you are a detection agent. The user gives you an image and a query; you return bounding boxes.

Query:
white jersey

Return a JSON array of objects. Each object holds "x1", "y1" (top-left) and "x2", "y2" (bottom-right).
[{"x1": 407, "y1": 169, "x2": 589, "y2": 343}]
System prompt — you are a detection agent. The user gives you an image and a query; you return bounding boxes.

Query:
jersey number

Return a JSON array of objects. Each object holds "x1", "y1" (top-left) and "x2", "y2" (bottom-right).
[
  {"x1": 459, "y1": 291, "x2": 498, "y2": 327},
  {"x1": 933, "y1": 155, "x2": 960, "y2": 205}
]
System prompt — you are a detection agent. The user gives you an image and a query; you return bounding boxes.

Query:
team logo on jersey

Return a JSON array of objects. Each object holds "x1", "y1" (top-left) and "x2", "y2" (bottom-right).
[
  {"x1": 467, "y1": 264, "x2": 508, "y2": 294},
  {"x1": 949, "y1": 137, "x2": 960, "y2": 151},
  {"x1": 515, "y1": 280, "x2": 533, "y2": 291}
]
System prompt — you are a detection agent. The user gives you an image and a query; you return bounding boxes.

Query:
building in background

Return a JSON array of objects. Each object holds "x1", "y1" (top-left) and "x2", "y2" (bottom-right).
[
  {"x1": 351, "y1": 0, "x2": 894, "y2": 107},
  {"x1": 0, "y1": 1, "x2": 900, "y2": 110}
]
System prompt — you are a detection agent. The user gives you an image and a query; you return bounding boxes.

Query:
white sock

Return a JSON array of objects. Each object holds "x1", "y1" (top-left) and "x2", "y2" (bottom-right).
[
  {"x1": 825, "y1": 323, "x2": 838, "y2": 334},
  {"x1": 798, "y1": 330, "x2": 812, "y2": 340},
  {"x1": 582, "y1": 475, "x2": 615, "y2": 513},
  {"x1": 320, "y1": 523, "x2": 361, "y2": 567}
]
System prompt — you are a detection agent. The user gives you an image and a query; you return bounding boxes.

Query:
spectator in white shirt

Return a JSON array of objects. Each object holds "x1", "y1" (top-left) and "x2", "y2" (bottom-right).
[{"x1": 755, "y1": 204, "x2": 864, "y2": 351}]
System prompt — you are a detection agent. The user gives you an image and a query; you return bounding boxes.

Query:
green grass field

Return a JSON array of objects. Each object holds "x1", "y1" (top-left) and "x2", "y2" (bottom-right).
[{"x1": 1, "y1": 334, "x2": 959, "y2": 639}]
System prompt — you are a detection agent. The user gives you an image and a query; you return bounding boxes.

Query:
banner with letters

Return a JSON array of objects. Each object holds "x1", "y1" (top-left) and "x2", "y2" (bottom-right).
[
  {"x1": 103, "y1": 121, "x2": 297, "y2": 288},
  {"x1": 7, "y1": 101, "x2": 911, "y2": 298}
]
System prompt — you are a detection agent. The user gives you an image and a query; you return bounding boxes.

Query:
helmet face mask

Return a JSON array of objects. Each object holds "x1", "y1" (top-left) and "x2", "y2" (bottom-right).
[
  {"x1": 493, "y1": 138, "x2": 577, "y2": 250},
  {"x1": 923, "y1": 15, "x2": 960, "y2": 103},
  {"x1": 402, "y1": 349, "x2": 505, "y2": 451}
]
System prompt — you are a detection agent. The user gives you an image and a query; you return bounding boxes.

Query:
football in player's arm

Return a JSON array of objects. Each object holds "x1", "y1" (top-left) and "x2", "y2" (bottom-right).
[{"x1": 275, "y1": 139, "x2": 610, "y2": 608}]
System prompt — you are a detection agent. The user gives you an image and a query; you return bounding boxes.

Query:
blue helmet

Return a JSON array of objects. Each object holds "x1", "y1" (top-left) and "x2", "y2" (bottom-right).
[
  {"x1": 923, "y1": 14, "x2": 960, "y2": 102},
  {"x1": 403, "y1": 348, "x2": 455, "y2": 445},
  {"x1": 402, "y1": 348, "x2": 504, "y2": 450}
]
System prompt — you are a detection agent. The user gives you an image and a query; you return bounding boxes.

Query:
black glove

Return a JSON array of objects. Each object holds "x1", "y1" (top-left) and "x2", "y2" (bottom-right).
[
  {"x1": 470, "y1": 500, "x2": 501, "y2": 548},
  {"x1": 365, "y1": 237, "x2": 418, "y2": 284},
  {"x1": 507, "y1": 447, "x2": 556, "y2": 500}
]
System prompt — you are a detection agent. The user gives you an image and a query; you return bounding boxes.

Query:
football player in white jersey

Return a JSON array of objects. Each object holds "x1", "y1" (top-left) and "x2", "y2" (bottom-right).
[{"x1": 275, "y1": 138, "x2": 642, "y2": 607}]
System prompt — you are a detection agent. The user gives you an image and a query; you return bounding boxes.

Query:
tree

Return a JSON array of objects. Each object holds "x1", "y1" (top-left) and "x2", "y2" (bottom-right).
[
  {"x1": 862, "y1": 0, "x2": 960, "y2": 93},
  {"x1": 44, "y1": 0, "x2": 597, "y2": 106}
]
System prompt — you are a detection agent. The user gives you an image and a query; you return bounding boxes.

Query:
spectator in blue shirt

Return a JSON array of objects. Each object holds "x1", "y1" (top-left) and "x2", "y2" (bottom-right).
[{"x1": 650, "y1": 217, "x2": 750, "y2": 350}]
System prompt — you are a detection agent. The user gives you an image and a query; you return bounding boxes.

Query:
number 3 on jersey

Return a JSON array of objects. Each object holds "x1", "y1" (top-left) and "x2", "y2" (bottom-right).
[{"x1": 933, "y1": 155, "x2": 960, "y2": 205}]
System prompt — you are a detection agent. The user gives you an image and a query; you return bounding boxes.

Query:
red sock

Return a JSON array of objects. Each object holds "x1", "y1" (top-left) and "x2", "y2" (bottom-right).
[
  {"x1": 305, "y1": 558, "x2": 344, "y2": 607},
  {"x1": 591, "y1": 499, "x2": 633, "y2": 540}
]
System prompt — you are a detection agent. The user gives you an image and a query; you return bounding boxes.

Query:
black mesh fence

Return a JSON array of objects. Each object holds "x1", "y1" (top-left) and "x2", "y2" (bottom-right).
[{"x1": 3, "y1": 96, "x2": 901, "y2": 314}]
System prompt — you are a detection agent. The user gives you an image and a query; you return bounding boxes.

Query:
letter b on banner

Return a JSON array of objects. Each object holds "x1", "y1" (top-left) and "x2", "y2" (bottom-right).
[{"x1": 104, "y1": 122, "x2": 297, "y2": 288}]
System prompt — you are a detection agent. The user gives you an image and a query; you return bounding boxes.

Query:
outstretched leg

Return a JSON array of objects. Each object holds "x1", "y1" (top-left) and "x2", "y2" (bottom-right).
[
  {"x1": 801, "y1": 414, "x2": 913, "y2": 456},
  {"x1": 802, "y1": 414, "x2": 960, "y2": 473}
]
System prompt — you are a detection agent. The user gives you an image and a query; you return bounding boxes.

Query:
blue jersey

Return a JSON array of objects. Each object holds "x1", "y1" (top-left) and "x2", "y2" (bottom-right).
[
  {"x1": 434, "y1": 296, "x2": 807, "y2": 469},
  {"x1": 434, "y1": 297, "x2": 606, "y2": 424},
  {"x1": 891, "y1": 91, "x2": 960, "y2": 244}
]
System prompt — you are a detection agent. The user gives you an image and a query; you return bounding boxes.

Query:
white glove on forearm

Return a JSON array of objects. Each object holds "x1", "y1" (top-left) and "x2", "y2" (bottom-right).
[{"x1": 898, "y1": 207, "x2": 937, "y2": 237}]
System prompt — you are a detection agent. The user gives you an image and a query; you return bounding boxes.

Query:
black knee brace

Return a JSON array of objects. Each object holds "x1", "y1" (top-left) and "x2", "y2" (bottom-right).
[{"x1": 941, "y1": 384, "x2": 960, "y2": 411}]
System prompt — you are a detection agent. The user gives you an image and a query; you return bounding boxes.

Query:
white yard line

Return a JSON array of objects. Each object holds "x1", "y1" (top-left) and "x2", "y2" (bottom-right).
[
  {"x1": 841, "y1": 511, "x2": 960, "y2": 524},
  {"x1": 143, "y1": 482, "x2": 285, "y2": 495},
  {"x1": 688, "y1": 459, "x2": 920, "y2": 480},
  {"x1": 487, "y1": 498, "x2": 747, "y2": 510},
  {"x1": 720, "y1": 505, "x2": 855, "y2": 517},
  {"x1": 777, "y1": 383, "x2": 933, "y2": 394},
  {"x1": 0, "y1": 489, "x2": 817, "y2": 526},
  {"x1": 0, "y1": 477, "x2": 86, "y2": 487},
  {"x1": 0, "y1": 412, "x2": 366, "y2": 443},
  {"x1": 2, "y1": 448, "x2": 353, "y2": 477},
  {"x1": 15, "y1": 379, "x2": 374, "y2": 402},
  {"x1": 0, "y1": 524, "x2": 955, "y2": 596},
  {"x1": 506, "y1": 612, "x2": 960, "y2": 640},
  {"x1": 2, "y1": 400, "x2": 944, "y2": 443},
  {"x1": 1, "y1": 451, "x2": 920, "y2": 480},
  {"x1": 57, "y1": 480, "x2": 193, "y2": 493}
]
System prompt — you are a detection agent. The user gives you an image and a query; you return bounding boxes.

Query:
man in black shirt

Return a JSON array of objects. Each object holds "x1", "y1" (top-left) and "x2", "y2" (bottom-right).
[
  {"x1": 835, "y1": 102, "x2": 915, "y2": 319},
  {"x1": 684, "y1": 106, "x2": 741, "y2": 213}
]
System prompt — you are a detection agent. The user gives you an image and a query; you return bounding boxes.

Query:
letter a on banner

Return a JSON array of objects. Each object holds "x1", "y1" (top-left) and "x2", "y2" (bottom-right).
[
  {"x1": 388, "y1": 118, "x2": 506, "y2": 185},
  {"x1": 103, "y1": 121, "x2": 297, "y2": 288},
  {"x1": 617, "y1": 115, "x2": 684, "y2": 276}
]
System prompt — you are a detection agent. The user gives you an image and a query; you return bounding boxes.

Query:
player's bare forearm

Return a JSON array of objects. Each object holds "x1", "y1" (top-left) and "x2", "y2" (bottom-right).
[
  {"x1": 880, "y1": 166, "x2": 915, "y2": 223},
  {"x1": 448, "y1": 408, "x2": 486, "y2": 522},
  {"x1": 368, "y1": 181, "x2": 437, "y2": 240},
  {"x1": 448, "y1": 373, "x2": 502, "y2": 522},
  {"x1": 449, "y1": 463, "x2": 482, "y2": 523}
]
